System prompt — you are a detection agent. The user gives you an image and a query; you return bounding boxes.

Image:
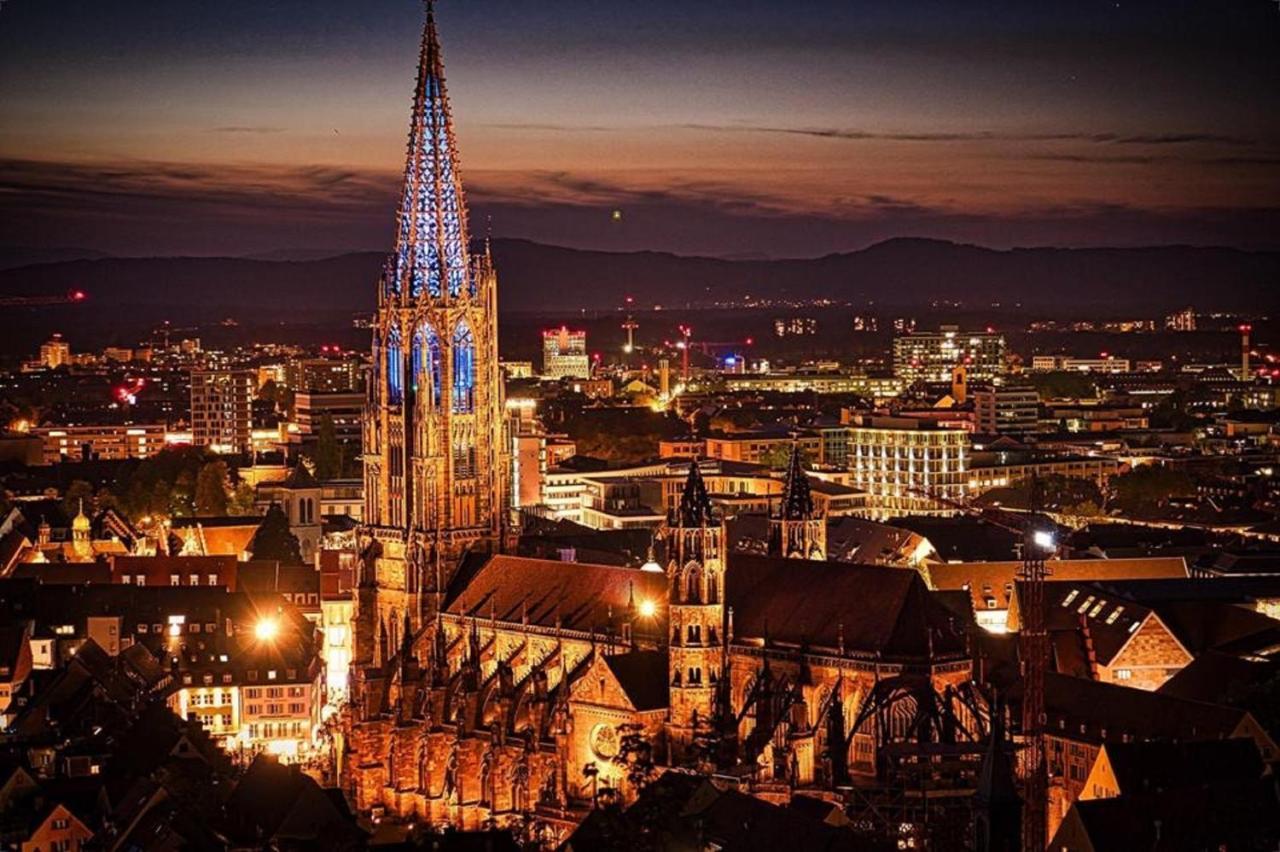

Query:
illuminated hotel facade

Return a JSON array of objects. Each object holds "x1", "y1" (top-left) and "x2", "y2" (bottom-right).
[{"x1": 846, "y1": 416, "x2": 969, "y2": 516}]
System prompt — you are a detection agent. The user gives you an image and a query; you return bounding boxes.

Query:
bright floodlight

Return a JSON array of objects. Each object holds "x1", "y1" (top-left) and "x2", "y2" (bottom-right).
[
  {"x1": 255, "y1": 617, "x2": 280, "y2": 642},
  {"x1": 1033, "y1": 530, "x2": 1056, "y2": 551},
  {"x1": 638, "y1": 599, "x2": 658, "y2": 618},
  {"x1": 641, "y1": 559, "x2": 663, "y2": 573}
]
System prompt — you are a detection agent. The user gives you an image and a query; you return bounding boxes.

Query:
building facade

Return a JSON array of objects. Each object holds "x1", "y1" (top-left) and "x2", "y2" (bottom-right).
[
  {"x1": 893, "y1": 327, "x2": 1005, "y2": 384},
  {"x1": 541, "y1": 326, "x2": 590, "y2": 380},
  {"x1": 31, "y1": 423, "x2": 166, "y2": 464},
  {"x1": 191, "y1": 368, "x2": 254, "y2": 454},
  {"x1": 972, "y1": 383, "x2": 1040, "y2": 435},
  {"x1": 846, "y1": 416, "x2": 969, "y2": 516},
  {"x1": 39, "y1": 335, "x2": 71, "y2": 369}
]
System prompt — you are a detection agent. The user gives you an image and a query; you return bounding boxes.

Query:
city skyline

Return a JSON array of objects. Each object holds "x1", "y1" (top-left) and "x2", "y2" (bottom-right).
[{"x1": 2, "y1": 0, "x2": 1279, "y2": 258}]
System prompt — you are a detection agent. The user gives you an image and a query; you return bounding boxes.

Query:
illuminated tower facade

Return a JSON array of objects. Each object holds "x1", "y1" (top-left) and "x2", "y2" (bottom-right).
[
  {"x1": 665, "y1": 461, "x2": 726, "y2": 758},
  {"x1": 358, "y1": 3, "x2": 508, "y2": 666}
]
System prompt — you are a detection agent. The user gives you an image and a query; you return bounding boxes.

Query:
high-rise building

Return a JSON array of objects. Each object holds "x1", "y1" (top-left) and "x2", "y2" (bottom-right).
[
  {"x1": 846, "y1": 415, "x2": 969, "y2": 516},
  {"x1": 893, "y1": 326, "x2": 1005, "y2": 384},
  {"x1": 39, "y1": 335, "x2": 71, "y2": 369},
  {"x1": 541, "y1": 326, "x2": 590, "y2": 379},
  {"x1": 190, "y1": 369, "x2": 254, "y2": 454},
  {"x1": 357, "y1": 2, "x2": 509, "y2": 661},
  {"x1": 284, "y1": 356, "x2": 365, "y2": 393},
  {"x1": 972, "y1": 382, "x2": 1040, "y2": 435},
  {"x1": 1164, "y1": 306, "x2": 1197, "y2": 332}
]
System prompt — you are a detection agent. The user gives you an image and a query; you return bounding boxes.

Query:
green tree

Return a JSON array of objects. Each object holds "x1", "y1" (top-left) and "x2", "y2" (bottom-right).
[
  {"x1": 313, "y1": 414, "x2": 343, "y2": 480},
  {"x1": 250, "y1": 503, "x2": 303, "y2": 564},
  {"x1": 1109, "y1": 465, "x2": 1194, "y2": 518},
  {"x1": 195, "y1": 461, "x2": 230, "y2": 516},
  {"x1": 759, "y1": 443, "x2": 809, "y2": 471},
  {"x1": 62, "y1": 479, "x2": 95, "y2": 518},
  {"x1": 228, "y1": 481, "x2": 257, "y2": 516},
  {"x1": 171, "y1": 469, "x2": 196, "y2": 518},
  {"x1": 612, "y1": 723, "x2": 656, "y2": 793},
  {"x1": 1028, "y1": 371, "x2": 1097, "y2": 400}
]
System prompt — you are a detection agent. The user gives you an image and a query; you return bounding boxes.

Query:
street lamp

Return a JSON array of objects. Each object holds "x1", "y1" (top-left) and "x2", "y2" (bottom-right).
[{"x1": 255, "y1": 617, "x2": 280, "y2": 642}]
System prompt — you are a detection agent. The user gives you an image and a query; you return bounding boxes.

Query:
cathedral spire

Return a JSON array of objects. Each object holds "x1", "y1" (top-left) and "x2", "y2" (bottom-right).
[
  {"x1": 391, "y1": 0, "x2": 471, "y2": 301},
  {"x1": 778, "y1": 441, "x2": 814, "y2": 521},
  {"x1": 675, "y1": 460, "x2": 714, "y2": 528}
]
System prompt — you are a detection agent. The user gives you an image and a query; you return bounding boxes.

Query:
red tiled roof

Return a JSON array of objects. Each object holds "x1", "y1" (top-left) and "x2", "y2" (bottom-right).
[
  {"x1": 931, "y1": 557, "x2": 1188, "y2": 612},
  {"x1": 444, "y1": 555, "x2": 667, "y2": 635},
  {"x1": 726, "y1": 554, "x2": 967, "y2": 660}
]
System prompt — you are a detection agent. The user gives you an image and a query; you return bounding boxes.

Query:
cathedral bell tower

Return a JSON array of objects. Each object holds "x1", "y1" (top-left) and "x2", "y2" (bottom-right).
[
  {"x1": 665, "y1": 461, "x2": 726, "y2": 759},
  {"x1": 357, "y1": 1, "x2": 509, "y2": 668},
  {"x1": 769, "y1": 442, "x2": 826, "y2": 559}
]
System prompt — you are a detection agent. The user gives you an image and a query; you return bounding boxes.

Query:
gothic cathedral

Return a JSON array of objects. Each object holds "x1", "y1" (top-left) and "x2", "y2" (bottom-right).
[{"x1": 358, "y1": 2, "x2": 509, "y2": 668}]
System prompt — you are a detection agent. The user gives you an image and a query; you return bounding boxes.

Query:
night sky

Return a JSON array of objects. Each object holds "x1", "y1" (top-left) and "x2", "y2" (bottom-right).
[{"x1": 1, "y1": 0, "x2": 1277, "y2": 258}]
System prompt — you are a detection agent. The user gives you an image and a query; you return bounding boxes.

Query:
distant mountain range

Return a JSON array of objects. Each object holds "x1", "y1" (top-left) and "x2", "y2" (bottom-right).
[{"x1": 0, "y1": 238, "x2": 1275, "y2": 315}]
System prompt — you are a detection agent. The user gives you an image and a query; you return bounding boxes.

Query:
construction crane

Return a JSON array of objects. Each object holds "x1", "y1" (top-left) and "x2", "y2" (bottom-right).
[
  {"x1": 905, "y1": 482, "x2": 1054, "y2": 852},
  {"x1": 0, "y1": 288, "x2": 87, "y2": 307}
]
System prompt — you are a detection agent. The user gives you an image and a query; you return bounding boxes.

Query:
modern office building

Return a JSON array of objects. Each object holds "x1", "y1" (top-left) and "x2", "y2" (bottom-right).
[
  {"x1": 893, "y1": 327, "x2": 1005, "y2": 383},
  {"x1": 191, "y1": 368, "x2": 255, "y2": 454},
  {"x1": 294, "y1": 390, "x2": 363, "y2": 444},
  {"x1": 31, "y1": 423, "x2": 167, "y2": 464},
  {"x1": 542, "y1": 326, "x2": 591, "y2": 379},
  {"x1": 972, "y1": 383, "x2": 1040, "y2": 434},
  {"x1": 1031, "y1": 355, "x2": 1131, "y2": 374}
]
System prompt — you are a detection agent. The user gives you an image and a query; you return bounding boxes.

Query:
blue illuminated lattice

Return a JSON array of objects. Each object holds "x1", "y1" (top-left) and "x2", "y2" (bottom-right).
[
  {"x1": 389, "y1": 49, "x2": 470, "y2": 301},
  {"x1": 413, "y1": 321, "x2": 443, "y2": 404},
  {"x1": 387, "y1": 324, "x2": 404, "y2": 404},
  {"x1": 452, "y1": 321, "x2": 475, "y2": 413}
]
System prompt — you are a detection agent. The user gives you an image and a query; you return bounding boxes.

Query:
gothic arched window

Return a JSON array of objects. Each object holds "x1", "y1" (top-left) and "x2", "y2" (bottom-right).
[
  {"x1": 452, "y1": 321, "x2": 475, "y2": 413},
  {"x1": 413, "y1": 321, "x2": 443, "y2": 404},
  {"x1": 387, "y1": 325, "x2": 404, "y2": 404}
]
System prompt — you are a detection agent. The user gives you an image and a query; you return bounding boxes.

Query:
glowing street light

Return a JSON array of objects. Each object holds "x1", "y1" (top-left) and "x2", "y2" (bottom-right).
[
  {"x1": 1032, "y1": 530, "x2": 1056, "y2": 552},
  {"x1": 638, "y1": 599, "x2": 657, "y2": 619},
  {"x1": 255, "y1": 617, "x2": 280, "y2": 642}
]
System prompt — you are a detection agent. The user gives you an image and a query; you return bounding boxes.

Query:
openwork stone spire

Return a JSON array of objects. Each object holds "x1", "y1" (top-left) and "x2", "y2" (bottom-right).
[{"x1": 390, "y1": 0, "x2": 471, "y2": 301}]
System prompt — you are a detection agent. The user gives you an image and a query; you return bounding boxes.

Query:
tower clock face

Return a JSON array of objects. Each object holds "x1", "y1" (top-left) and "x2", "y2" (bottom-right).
[{"x1": 590, "y1": 723, "x2": 619, "y2": 760}]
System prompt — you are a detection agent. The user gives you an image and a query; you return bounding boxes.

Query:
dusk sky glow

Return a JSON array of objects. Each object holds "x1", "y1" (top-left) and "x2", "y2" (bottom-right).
[{"x1": 2, "y1": 0, "x2": 1278, "y2": 257}]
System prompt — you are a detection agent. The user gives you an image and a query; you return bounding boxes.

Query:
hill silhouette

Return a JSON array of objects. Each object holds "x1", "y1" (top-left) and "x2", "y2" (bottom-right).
[{"x1": 0, "y1": 238, "x2": 1274, "y2": 316}]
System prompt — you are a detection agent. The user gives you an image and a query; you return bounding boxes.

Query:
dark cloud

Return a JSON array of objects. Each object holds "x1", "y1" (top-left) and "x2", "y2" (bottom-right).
[
  {"x1": 676, "y1": 124, "x2": 1263, "y2": 147},
  {"x1": 2, "y1": 156, "x2": 1278, "y2": 258}
]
